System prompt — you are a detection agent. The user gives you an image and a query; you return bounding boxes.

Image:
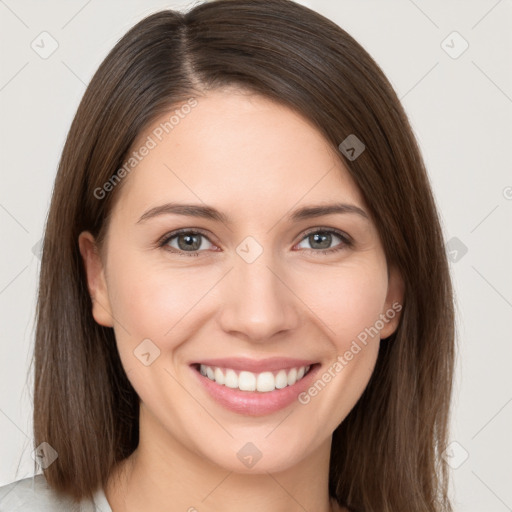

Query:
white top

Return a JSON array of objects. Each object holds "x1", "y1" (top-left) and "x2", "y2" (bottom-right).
[{"x1": 0, "y1": 474, "x2": 112, "y2": 511}]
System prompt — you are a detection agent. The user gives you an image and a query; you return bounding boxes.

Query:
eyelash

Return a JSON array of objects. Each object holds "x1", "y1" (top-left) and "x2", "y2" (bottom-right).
[{"x1": 157, "y1": 227, "x2": 353, "y2": 257}]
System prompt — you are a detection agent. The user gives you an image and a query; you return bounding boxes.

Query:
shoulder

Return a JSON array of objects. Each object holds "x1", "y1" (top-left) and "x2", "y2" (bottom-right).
[{"x1": 0, "y1": 474, "x2": 97, "y2": 512}]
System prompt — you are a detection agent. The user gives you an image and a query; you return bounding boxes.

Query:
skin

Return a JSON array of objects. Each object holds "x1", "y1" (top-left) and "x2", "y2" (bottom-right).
[{"x1": 79, "y1": 87, "x2": 404, "y2": 512}]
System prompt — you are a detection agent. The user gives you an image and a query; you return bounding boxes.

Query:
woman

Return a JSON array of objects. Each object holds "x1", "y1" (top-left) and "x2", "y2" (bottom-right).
[{"x1": 0, "y1": 0, "x2": 455, "y2": 510}]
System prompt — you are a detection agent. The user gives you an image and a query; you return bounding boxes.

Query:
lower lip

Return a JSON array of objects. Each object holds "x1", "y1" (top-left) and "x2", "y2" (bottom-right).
[{"x1": 191, "y1": 364, "x2": 320, "y2": 416}]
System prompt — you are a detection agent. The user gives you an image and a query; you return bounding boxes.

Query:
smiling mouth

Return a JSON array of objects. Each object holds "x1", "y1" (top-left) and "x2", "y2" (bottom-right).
[{"x1": 191, "y1": 363, "x2": 316, "y2": 393}]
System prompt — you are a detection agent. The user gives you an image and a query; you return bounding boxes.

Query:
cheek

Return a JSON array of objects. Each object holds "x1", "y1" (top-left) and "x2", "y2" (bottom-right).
[
  {"x1": 105, "y1": 249, "x2": 225, "y2": 374},
  {"x1": 104, "y1": 251, "x2": 204, "y2": 403},
  {"x1": 293, "y1": 263, "x2": 388, "y2": 422},
  {"x1": 293, "y1": 258, "x2": 389, "y2": 348},
  {"x1": 292, "y1": 260, "x2": 386, "y2": 414},
  {"x1": 108, "y1": 252, "x2": 205, "y2": 334}
]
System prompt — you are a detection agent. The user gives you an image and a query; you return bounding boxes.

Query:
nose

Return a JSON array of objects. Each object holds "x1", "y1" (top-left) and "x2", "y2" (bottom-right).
[{"x1": 217, "y1": 252, "x2": 300, "y2": 342}]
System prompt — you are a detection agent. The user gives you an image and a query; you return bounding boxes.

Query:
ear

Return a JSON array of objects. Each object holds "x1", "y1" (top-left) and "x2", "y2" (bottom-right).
[
  {"x1": 379, "y1": 265, "x2": 405, "y2": 340},
  {"x1": 78, "y1": 231, "x2": 114, "y2": 328}
]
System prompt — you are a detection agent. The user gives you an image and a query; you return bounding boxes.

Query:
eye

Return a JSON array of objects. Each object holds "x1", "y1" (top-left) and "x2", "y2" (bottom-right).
[
  {"x1": 295, "y1": 228, "x2": 352, "y2": 254},
  {"x1": 158, "y1": 227, "x2": 352, "y2": 257},
  {"x1": 159, "y1": 229, "x2": 215, "y2": 256}
]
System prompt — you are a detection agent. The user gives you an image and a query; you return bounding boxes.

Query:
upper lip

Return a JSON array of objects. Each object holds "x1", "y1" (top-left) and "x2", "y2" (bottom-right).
[{"x1": 191, "y1": 357, "x2": 317, "y2": 373}]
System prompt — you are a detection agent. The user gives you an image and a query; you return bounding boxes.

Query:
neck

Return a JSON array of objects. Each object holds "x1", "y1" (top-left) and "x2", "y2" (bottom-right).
[{"x1": 105, "y1": 405, "x2": 340, "y2": 512}]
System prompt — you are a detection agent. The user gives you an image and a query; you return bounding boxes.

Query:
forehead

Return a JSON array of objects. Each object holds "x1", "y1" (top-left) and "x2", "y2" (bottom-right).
[{"x1": 112, "y1": 89, "x2": 366, "y2": 221}]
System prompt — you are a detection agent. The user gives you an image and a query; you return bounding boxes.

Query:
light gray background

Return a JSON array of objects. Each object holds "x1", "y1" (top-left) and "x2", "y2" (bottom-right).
[{"x1": 1, "y1": 0, "x2": 511, "y2": 510}]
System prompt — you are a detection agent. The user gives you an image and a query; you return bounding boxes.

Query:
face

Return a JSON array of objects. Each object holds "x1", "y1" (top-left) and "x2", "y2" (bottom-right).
[{"x1": 79, "y1": 88, "x2": 403, "y2": 475}]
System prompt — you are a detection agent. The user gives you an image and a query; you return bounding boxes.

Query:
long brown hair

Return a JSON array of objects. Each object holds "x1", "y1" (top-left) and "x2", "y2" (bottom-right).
[{"x1": 33, "y1": 1, "x2": 455, "y2": 510}]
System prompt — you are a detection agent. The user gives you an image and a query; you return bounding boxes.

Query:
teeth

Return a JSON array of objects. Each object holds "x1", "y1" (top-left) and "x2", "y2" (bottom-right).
[
  {"x1": 287, "y1": 367, "x2": 297, "y2": 386},
  {"x1": 275, "y1": 370, "x2": 288, "y2": 389},
  {"x1": 225, "y1": 369, "x2": 238, "y2": 388},
  {"x1": 256, "y1": 372, "x2": 274, "y2": 392},
  {"x1": 214, "y1": 367, "x2": 225, "y2": 385},
  {"x1": 198, "y1": 364, "x2": 311, "y2": 392}
]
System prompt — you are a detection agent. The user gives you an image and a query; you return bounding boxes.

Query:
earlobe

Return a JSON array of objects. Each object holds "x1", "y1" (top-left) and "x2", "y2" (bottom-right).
[
  {"x1": 78, "y1": 231, "x2": 114, "y2": 328},
  {"x1": 380, "y1": 265, "x2": 405, "y2": 340}
]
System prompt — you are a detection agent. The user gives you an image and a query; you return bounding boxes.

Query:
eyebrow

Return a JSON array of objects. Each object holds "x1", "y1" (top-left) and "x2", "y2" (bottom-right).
[{"x1": 136, "y1": 201, "x2": 369, "y2": 224}]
